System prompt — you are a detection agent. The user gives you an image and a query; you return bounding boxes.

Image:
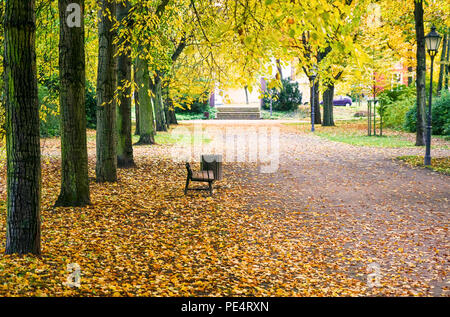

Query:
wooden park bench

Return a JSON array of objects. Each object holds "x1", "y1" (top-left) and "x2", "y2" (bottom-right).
[{"x1": 184, "y1": 162, "x2": 215, "y2": 196}]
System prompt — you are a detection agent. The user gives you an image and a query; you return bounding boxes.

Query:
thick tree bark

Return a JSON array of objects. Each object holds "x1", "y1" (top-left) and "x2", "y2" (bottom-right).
[
  {"x1": 135, "y1": 56, "x2": 155, "y2": 144},
  {"x1": 56, "y1": 0, "x2": 90, "y2": 206},
  {"x1": 414, "y1": 0, "x2": 426, "y2": 146},
  {"x1": 4, "y1": 0, "x2": 41, "y2": 255},
  {"x1": 322, "y1": 84, "x2": 335, "y2": 126},
  {"x1": 96, "y1": 0, "x2": 117, "y2": 182},
  {"x1": 151, "y1": 75, "x2": 168, "y2": 132},
  {"x1": 133, "y1": 65, "x2": 140, "y2": 135},
  {"x1": 116, "y1": 0, "x2": 135, "y2": 168},
  {"x1": 309, "y1": 82, "x2": 321, "y2": 125},
  {"x1": 437, "y1": 32, "x2": 447, "y2": 95},
  {"x1": 164, "y1": 89, "x2": 178, "y2": 125},
  {"x1": 244, "y1": 86, "x2": 249, "y2": 104}
]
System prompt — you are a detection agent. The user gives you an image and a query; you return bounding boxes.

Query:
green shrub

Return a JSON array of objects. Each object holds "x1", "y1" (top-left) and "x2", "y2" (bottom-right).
[
  {"x1": 175, "y1": 94, "x2": 210, "y2": 114},
  {"x1": 262, "y1": 78, "x2": 302, "y2": 111},
  {"x1": 378, "y1": 85, "x2": 416, "y2": 130},
  {"x1": 38, "y1": 77, "x2": 97, "y2": 136},
  {"x1": 85, "y1": 82, "x2": 97, "y2": 129},
  {"x1": 382, "y1": 96, "x2": 416, "y2": 129},
  {"x1": 38, "y1": 85, "x2": 60, "y2": 137},
  {"x1": 378, "y1": 85, "x2": 415, "y2": 105},
  {"x1": 404, "y1": 91, "x2": 450, "y2": 135}
]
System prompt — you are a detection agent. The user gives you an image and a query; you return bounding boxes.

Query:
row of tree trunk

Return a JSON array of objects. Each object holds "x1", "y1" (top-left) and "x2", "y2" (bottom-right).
[{"x1": 4, "y1": 0, "x2": 178, "y2": 255}]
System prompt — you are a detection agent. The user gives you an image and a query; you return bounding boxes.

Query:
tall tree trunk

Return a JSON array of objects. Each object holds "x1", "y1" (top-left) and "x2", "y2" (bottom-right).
[
  {"x1": 309, "y1": 82, "x2": 321, "y2": 125},
  {"x1": 414, "y1": 0, "x2": 426, "y2": 146},
  {"x1": 56, "y1": 0, "x2": 90, "y2": 206},
  {"x1": 152, "y1": 75, "x2": 167, "y2": 132},
  {"x1": 96, "y1": 0, "x2": 117, "y2": 182},
  {"x1": 437, "y1": 31, "x2": 448, "y2": 95},
  {"x1": 116, "y1": 0, "x2": 135, "y2": 168},
  {"x1": 244, "y1": 86, "x2": 249, "y2": 104},
  {"x1": 165, "y1": 88, "x2": 178, "y2": 125},
  {"x1": 322, "y1": 84, "x2": 335, "y2": 126},
  {"x1": 135, "y1": 56, "x2": 155, "y2": 144},
  {"x1": 445, "y1": 34, "x2": 450, "y2": 90},
  {"x1": 276, "y1": 59, "x2": 283, "y2": 80},
  {"x1": 4, "y1": 0, "x2": 41, "y2": 255},
  {"x1": 133, "y1": 65, "x2": 140, "y2": 135}
]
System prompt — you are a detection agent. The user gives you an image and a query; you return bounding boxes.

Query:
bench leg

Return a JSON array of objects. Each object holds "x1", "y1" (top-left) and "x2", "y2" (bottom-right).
[
  {"x1": 208, "y1": 181, "x2": 213, "y2": 196},
  {"x1": 184, "y1": 177, "x2": 190, "y2": 195}
]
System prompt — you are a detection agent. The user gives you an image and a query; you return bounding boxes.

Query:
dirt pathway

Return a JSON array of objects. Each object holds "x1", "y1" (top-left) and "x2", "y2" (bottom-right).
[{"x1": 186, "y1": 121, "x2": 450, "y2": 296}]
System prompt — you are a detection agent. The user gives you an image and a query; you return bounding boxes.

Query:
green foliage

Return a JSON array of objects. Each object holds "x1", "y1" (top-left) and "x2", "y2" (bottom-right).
[
  {"x1": 377, "y1": 85, "x2": 417, "y2": 130},
  {"x1": 85, "y1": 82, "x2": 97, "y2": 129},
  {"x1": 378, "y1": 85, "x2": 415, "y2": 105},
  {"x1": 38, "y1": 85, "x2": 60, "y2": 138},
  {"x1": 262, "y1": 79, "x2": 302, "y2": 112},
  {"x1": 38, "y1": 80, "x2": 97, "y2": 137},
  {"x1": 404, "y1": 92, "x2": 450, "y2": 136},
  {"x1": 175, "y1": 94, "x2": 210, "y2": 114},
  {"x1": 383, "y1": 97, "x2": 416, "y2": 129}
]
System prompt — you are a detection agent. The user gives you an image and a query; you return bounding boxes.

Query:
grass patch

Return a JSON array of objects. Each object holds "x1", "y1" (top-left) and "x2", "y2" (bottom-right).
[
  {"x1": 261, "y1": 109, "x2": 306, "y2": 120},
  {"x1": 285, "y1": 121, "x2": 419, "y2": 148},
  {"x1": 397, "y1": 155, "x2": 450, "y2": 175},
  {"x1": 176, "y1": 108, "x2": 217, "y2": 121},
  {"x1": 316, "y1": 132, "x2": 415, "y2": 148},
  {"x1": 132, "y1": 129, "x2": 212, "y2": 145},
  {"x1": 175, "y1": 112, "x2": 205, "y2": 120}
]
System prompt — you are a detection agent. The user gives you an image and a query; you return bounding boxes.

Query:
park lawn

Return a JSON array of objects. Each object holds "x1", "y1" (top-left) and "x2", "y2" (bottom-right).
[
  {"x1": 284, "y1": 120, "x2": 450, "y2": 149},
  {"x1": 132, "y1": 129, "x2": 213, "y2": 145},
  {"x1": 316, "y1": 132, "x2": 415, "y2": 148},
  {"x1": 396, "y1": 155, "x2": 450, "y2": 175}
]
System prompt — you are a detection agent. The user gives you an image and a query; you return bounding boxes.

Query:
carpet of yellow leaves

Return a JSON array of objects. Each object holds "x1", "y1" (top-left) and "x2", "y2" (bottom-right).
[{"x1": 0, "y1": 122, "x2": 448, "y2": 296}]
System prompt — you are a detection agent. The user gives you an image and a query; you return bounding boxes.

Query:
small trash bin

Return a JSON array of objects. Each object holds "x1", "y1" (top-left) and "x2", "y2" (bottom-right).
[{"x1": 200, "y1": 154, "x2": 223, "y2": 181}]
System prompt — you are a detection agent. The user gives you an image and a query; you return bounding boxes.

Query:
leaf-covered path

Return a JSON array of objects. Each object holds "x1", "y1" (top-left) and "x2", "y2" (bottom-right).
[{"x1": 0, "y1": 121, "x2": 448, "y2": 296}]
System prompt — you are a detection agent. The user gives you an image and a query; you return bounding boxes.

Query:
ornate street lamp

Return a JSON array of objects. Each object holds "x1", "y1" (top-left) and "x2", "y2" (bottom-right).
[
  {"x1": 424, "y1": 25, "x2": 442, "y2": 166},
  {"x1": 308, "y1": 67, "x2": 317, "y2": 132}
]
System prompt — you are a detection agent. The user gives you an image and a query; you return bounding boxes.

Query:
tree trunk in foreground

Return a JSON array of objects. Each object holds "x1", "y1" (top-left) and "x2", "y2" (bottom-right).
[
  {"x1": 96, "y1": 0, "x2": 117, "y2": 182},
  {"x1": 56, "y1": 0, "x2": 90, "y2": 206},
  {"x1": 414, "y1": 0, "x2": 426, "y2": 146},
  {"x1": 135, "y1": 56, "x2": 155, "y2": 144},
  {"x1": 322, "y1": 84, "x2": 335, "y2": 126},
  {"x1": 4, "y1": 0, "x2": 41, "y2": 255},
  {"x1": 116, "y1": 0, "x2": 135, "y2": 168}
]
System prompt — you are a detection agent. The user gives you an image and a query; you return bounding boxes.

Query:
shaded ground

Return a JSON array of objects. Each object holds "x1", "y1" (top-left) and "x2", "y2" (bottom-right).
[{"x1": 0, "y1": 121, "x2": 448, "y2": 296}]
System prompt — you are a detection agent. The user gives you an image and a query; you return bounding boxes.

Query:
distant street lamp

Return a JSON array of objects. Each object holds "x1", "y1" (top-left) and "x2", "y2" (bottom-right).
[
  {"x1": 424, "y1": 25, "x2": 442, "y2": 166},
  {"x1": 309, "y1": 67, "x2": 317, "y2": 132}
]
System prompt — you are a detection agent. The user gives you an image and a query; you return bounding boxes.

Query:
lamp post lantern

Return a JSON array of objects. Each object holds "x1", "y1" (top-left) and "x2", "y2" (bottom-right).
[{"x1": 424, "y1": 25, "x2": 442, "y2": 166}]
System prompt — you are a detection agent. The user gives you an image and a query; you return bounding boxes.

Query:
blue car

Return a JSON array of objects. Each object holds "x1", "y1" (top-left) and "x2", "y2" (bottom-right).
[
  {"x1": 333, "y1": 96, "x2": 352, "y2": 106},
  {"x1": 320, "y1": 96, "x2": 352, "y2": 106}
]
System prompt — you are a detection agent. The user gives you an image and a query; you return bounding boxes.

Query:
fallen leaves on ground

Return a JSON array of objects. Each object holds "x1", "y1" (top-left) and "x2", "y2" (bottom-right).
[
  {"x1": 397, "y1": 155, "x2": 450, "y2": 175},
  {"x1": 0, "y1": 122, "x2": 448, "y2": 296}
]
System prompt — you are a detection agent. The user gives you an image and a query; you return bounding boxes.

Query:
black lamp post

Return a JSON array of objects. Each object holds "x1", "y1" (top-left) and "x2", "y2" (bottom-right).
[
  {"x1": 424, "y1": 25, "x2": 442, "y2": 166},
  {"x1": 309, "y1": 67, "x2": 317, "y2": 132}
]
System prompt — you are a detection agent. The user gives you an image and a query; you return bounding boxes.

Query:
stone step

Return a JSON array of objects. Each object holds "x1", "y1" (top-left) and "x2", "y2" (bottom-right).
[
  {"x1": 216, "y1": 106, "x2": 260, "y2": 113},
  {"x1": 216, "y1": 112, "x2": 261, "y2": 120}
]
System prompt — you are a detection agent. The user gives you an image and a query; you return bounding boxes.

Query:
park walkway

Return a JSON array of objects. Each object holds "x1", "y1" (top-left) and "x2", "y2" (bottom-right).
[{"x1": 175, "y1": 120, "x2": 450, "y2": 296}]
